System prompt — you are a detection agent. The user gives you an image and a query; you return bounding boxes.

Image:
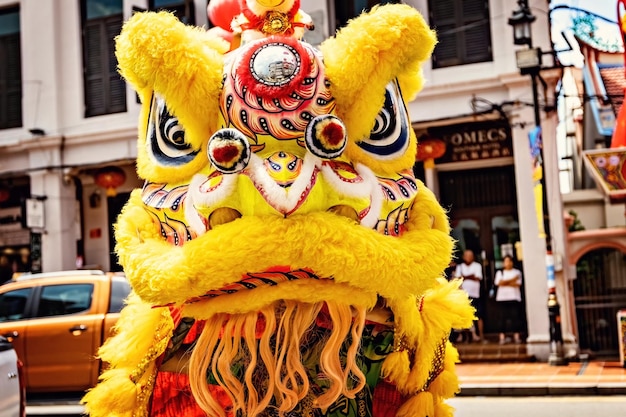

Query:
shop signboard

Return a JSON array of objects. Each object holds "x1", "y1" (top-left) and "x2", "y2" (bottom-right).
[
  {"x1": 415, "y1": 118, "x2": 513, "y2": 165},
  {"x1": 582, "y1": 148, "x2": 626, "y2": 204}
]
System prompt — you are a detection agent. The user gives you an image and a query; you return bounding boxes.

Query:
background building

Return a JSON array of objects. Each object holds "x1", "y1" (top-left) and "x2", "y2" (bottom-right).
[
  {"x1": 407, "y1": 0, "x2": 570, "y2": 361},
  {"x1": 559, "y1": 16, "x2": 626, "y2": 358},
  {"x1": 0, "y1": 0, "x2": 624, "y2": 361}
]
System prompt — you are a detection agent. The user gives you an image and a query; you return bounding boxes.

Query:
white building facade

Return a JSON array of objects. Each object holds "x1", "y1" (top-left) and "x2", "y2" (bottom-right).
[
  {"x1": 0, "y1": 0, "x2": 599, "y2": 360},
  {"x1": 405, "y1": 0, "x2": 576, "y2": 361}
]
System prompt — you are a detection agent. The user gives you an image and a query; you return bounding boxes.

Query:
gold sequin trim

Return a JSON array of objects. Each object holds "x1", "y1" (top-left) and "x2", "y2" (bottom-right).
[
  {"x1": 418, "y1": 337, "x2": 447, "y2": 392},
  {"x1": 392, "y1": 331, "x2": 409, "y2": 353},
  {"x1": 130, "y1": 309, "x2": 173, "y2": 417}
]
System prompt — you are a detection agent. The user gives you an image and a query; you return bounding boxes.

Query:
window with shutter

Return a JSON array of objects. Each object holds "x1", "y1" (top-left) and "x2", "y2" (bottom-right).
[
  {"x1": 0, "y1": 7, "x2": 22, "y2": 130},
  {"x1": 150, "y1": 0, "x2": 195, "y2": 25},
  {"x1": 428, "y1": 0, "x2": 492, "y2": 69},
  {"x1": 81, "y1": 0, "x2": 126, "y2": 117},
  {"x1": 333, "y1": 0, "x2": 400, "y2": 32}
]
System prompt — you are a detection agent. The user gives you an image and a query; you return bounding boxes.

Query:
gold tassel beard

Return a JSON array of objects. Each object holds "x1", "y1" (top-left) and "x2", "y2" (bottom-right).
[{"x1": 188, "y1": 301, "x2": 367, "y2": 417}]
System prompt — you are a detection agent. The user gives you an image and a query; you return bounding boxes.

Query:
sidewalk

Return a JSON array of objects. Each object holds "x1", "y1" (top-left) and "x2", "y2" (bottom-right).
[
  {"x1": 455, "y1": 360, "x2": 626, "y2": 396},
  {"x1": 24, "y1": 361, "x2": 626, "y2": 412}
]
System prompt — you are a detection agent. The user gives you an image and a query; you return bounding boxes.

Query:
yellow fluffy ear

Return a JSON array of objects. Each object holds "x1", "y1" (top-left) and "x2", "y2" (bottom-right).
[
  {"x1": 397, "y1": 68, "x2": 426, "y2": 104},
  {"x1": 320, "y1": 4, "x2": 436, "y2": 145},
  {"x1": 115, "y1": 11, "x2": 227, "y2": 183}
]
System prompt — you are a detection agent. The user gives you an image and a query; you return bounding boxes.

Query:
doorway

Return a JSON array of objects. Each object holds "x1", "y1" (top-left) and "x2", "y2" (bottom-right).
[
  {"x1": 573, "y1": 248, "x2": 626, "y2": 358},
  {"x1": 107, "y1": 192, "x2": 131, "y2": 272},
  {"x1": 439, "y1": 165, "x2": 527, "y2": 337}
]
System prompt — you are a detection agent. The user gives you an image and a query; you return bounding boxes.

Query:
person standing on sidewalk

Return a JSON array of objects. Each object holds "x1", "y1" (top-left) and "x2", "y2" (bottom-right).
[
  {"x1": 455, "y1": 249, "x2": 484, "y2": 342},
  {"x1": 494, "y1": 254, "x2": 523, "y2": 344}
]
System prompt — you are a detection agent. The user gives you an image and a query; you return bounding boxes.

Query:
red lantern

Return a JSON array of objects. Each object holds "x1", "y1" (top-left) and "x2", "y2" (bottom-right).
[
  {"x1": 0, "y1": 187, "x2": 9, "y2": 203},
  {"x1": 417, "y1": 138, "x2": 446, "y2": 160},
  {"x1": 207, "y1": 0, "x2": 241, "y2": 31},
  {"x1": 416, "y1": 138, "x2": 446, "y2": 169},
  {"x1": 94, "y1": 166, "x2": 126, "y2": 197}
]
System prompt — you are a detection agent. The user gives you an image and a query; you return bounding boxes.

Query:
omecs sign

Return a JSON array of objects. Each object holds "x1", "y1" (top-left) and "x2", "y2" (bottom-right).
[
  {"x1": 416, "y1": 119, "x2": 513, "y2": 164},
  {"x1": 448, "y1": 127, "x2": 508, "y2": 145}
]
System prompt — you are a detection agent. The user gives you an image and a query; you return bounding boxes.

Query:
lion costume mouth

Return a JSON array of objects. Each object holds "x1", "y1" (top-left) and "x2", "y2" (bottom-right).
[{"x1": 118, "y1": 176, "x2": 450, "y2": 316}]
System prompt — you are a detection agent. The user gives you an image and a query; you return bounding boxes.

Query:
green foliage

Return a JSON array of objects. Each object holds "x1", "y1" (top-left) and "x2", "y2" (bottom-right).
[{"x1": 568, "y1": 209, "x2": 585, "y2": 232}]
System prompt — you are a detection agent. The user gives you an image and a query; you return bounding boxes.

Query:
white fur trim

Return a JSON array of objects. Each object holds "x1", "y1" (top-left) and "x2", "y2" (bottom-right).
[
  {"x1": 355, "y1": 163, "x2": 384, "y2": 229},
  {"x1": 244, "y1": 152, "x2": 317, "y2": 214},
  {"x1": 186, "y1": 172, "x2": 238, "y2": 235}
]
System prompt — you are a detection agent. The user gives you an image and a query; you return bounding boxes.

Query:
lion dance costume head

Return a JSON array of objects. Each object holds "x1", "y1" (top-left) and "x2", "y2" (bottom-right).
[{"x1": 82, "y1": 2, "x2": 474, "y2": 417}]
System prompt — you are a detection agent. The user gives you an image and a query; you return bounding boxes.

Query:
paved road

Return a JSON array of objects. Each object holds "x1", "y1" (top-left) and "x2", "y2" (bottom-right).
[
  {"x1": 448, "y1": 395, "x2": 626, "y2": 417},
  {"x1": 26, "y1": 394, "x2": 84, "y2": 417},
  {"x1": 27, "y1": 404, "x2": 84, "y2": 416},
  {"x1": 29, "y1": 396, "x2": 626, "y2": 417}
]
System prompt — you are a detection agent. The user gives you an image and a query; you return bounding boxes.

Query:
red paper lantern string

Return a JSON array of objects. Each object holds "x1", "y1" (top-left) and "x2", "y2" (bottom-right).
[{"x1": 416, "y1": 138, "x2": 446, "y2": 168}]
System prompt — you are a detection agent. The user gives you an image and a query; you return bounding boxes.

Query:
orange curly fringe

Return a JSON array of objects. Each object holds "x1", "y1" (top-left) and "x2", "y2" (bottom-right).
[{"x1": 188, "y1": 301, "x2": 367, "y2": 417}]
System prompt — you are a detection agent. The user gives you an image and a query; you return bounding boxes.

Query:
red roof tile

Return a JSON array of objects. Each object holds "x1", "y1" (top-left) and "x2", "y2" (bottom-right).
[{"x1": 599, "y1": 66, "x2": 626, "y2": 117}]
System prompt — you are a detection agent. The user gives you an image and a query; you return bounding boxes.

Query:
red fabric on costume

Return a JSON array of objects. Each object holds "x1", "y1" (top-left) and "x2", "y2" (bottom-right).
[
  {"x1": 151, "y1": 372, "x2": 233, "y2": 417},
  {"x1": 372, "y1": 379, "x2": 405, "y2": 417},
  {"x1": 183, "y1": 320, "x2": 206, "y2": 344}
]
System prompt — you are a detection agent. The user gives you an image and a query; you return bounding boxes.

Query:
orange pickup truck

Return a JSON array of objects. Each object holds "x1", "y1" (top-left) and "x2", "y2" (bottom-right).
[{"x1": 0, "y1": 270, "x2": 130, "y2": 393}]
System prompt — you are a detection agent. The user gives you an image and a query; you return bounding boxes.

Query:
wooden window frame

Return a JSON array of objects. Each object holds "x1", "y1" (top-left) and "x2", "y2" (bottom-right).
[
  {"x1": 332, "y1": 0, "x2": 400, "y2": 33},
  {"x1": 149, "y1": 0, "x2": 195, "y2": 25},
  {"x1": 81, "y1": 1, "x2": 126, "y2": 118},
  {"x1": 428, "y1": 0, "x2": 493, "y2": 69},
  {"x1": 0, "y1": 6, "x2": 22, "y2": 130}
]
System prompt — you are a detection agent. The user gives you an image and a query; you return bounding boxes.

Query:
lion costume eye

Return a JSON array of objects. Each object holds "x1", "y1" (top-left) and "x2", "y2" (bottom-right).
[
  {"x1": 147, "y1": 95, "x2": 199, "y2": 166},
  {"x1": 356, "y1": 80, "x2": 410, "y2": 160}
]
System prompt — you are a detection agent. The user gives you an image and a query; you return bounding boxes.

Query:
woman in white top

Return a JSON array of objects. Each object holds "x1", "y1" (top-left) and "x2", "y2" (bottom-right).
[{"x1": 494, "y1": 255, "x2": 523, "y2": 344}]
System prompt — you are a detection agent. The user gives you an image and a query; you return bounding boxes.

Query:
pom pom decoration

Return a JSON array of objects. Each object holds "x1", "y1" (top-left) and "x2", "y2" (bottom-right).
[
  {"x1": 304, "y1": 115, "x2": 347, "y2": 159},
  {"x1": 207, "y1": 128, "x2": 251, "y2": 173}
]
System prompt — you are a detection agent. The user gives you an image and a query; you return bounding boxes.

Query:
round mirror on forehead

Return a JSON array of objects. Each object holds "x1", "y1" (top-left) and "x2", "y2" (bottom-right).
[{"x1": 249, "y1": 42, "x2": 302, "y2": 86}]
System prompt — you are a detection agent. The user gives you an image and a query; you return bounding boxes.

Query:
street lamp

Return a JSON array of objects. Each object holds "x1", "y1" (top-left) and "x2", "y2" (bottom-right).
[
  {"x1": 508, "y1": 0, "x2": 536, "y2": 47},
  {"x1": 508, "y1": 0, "x2": 567, "y2": 366}
]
